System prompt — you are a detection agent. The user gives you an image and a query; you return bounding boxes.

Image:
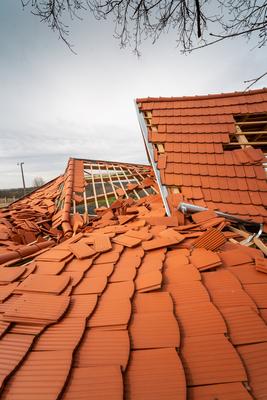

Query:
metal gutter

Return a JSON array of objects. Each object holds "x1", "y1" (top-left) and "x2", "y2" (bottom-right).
[{"x1": 134, "y1": 101, "x2": 171, "y2": 216}]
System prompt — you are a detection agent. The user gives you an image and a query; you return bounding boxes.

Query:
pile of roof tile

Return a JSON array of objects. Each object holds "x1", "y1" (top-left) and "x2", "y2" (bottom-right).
[
  {"x1": 0, "y1": 192, "x2": 267, "y2": 399},
  {"x1": 0, "y1": 159, "x2": 158, "y2": 266}
]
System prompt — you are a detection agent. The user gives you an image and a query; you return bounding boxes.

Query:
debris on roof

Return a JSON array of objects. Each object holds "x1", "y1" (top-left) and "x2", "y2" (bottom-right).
[
  {"x1": 0, "y1": 88, "x2": 266, "y2": 399},
  {"x1": 0, "y1": 159, "x2": 158, "y2": 264}
]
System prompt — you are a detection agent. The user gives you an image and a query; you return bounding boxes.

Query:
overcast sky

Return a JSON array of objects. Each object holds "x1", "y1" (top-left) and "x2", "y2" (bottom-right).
[{"x1": 0, "y1": 1, "x2": 266, "y2": 189}]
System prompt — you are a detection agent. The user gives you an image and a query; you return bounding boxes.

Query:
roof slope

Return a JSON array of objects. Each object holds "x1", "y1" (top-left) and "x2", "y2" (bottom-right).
[
  {"x1": 0, "y1": 197, "x2": 267, "y2": 399},
  {"x1": 136, "y1": 88, "x2": 267, "y2": 225}
]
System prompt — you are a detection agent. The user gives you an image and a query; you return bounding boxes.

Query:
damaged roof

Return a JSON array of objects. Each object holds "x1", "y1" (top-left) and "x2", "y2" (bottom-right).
[
  {"x1": 0, "y1": 159, "x2": 157, "y2": 264},
  {"x1": 0, "y1": 197, "x2": 267, "y2": 399},
  {"x1": 0, "y1": 88, "x2": 266, "y2": 399},
  {"x1": 136, "y1": 88, "x2": 267, "y2": 226}
]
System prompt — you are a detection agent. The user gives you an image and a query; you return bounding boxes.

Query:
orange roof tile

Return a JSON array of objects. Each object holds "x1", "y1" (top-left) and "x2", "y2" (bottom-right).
[
  {"x1": 188, "y1": 382, "x2": 254, "y2": 400},
  {"x1": 125, "y1": 348, "x2": 186, "y2": 400},
  {"x1": 181, "y1": 334, "x2": 247, "y2": 385},
  {"x1": 34, "y1": 317, "x2": 86, "y2": 351},
  {"x1": 62, "y1": 365, "x2": 123, "y2": 400},
  {"x1": 175, "y1": 302, "x2": 227, "y2": 337},
  {"x1": 0, "y1": 333, "x2": 34, "y2": 389},
  {"x1": 74, "y1": 329, "x2": 130, "y2": 371},
  {"x1": 1, "y1": 350, "x2": 72, "y2": 400},
  {"x1": 132, "y1": 292, "x2": 173, "y2": 313},
  {"x1": 130, "y1": 311, "x2": 180, "y2": 349},
  {"x1": 219, "y1": 306, "x2": 267, "y2": 345},
  {"x1": 237, "y1": 342, "x2": 267, "y2": 399},
  {"x1": 137, "y1": 89, "x2": 267, "y2": 222}
]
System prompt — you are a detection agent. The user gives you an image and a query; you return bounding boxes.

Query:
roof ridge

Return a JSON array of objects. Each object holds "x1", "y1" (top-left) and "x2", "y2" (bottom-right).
[{"x1": 136, "y1": 87, "x2": 267, "y2": 103}]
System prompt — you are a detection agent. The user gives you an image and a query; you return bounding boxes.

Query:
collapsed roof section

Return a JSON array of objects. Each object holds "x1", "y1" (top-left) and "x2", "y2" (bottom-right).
[
  {"x1": 136, "y1": 88, "x2": 267, "y2": 226},
  {"x1": 0, "y1": 159, "x2": 158, "y2": 263}
]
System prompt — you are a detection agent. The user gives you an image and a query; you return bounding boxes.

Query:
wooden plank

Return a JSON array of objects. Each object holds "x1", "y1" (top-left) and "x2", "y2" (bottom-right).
[
  {"x1": 72, "y1": 199, "x2": 76, "y2": 214},
  {"x1": 119, "y1": 166, "x2": 141, "y2": 199},
  {"x1": 234, "y1": 131, "x2": 267, "y2": 135},
  {"x1": 254, "y1": 237, "x2": 267, "y2": 256},
  {"x1": 106, "y1": 164, "x2": 118, "y2": 200},
  {"x1": 236, "y1": 121, "x2": 267, "y2": 126},
  {"x1": 225, "y1": 142, "x2": 267, "y2": 146},
  {"x1": 156, "y1": 144, "x2": 165, "y2": 154},
  {"x1": 90, "y1": 163, "x2": 99, "y2": 209},
  {"x1": 98, "y1": 163, "x2": 110, "y2": 207},
  {"x1": 112, "y1": 164, "x2": 128, "y2": 198},
  {"x1": 236, "y1": 125, "x2": 249, "y2": 148},
  {"x1": 228, "y1": 226, "x2": 250, "y2": 239},
  {"x1": 171, "y1": 186, "x2": 180, "y2": 194},
  {"x1": 83, "y1": 190, "x2": 88, "y2": 214}
]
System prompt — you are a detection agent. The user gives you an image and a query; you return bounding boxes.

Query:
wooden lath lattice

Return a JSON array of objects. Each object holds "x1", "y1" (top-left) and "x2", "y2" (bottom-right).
[
  {"x1": 225, "y1": 113, "x2": 267, "y2": 153},
  {"x1": 81, "y1": 160, "x2": 158, "y2": 215}
]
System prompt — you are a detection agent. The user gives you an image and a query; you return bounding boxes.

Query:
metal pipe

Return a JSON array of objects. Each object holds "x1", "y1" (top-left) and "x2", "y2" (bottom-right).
[
  {"x1": 178, "y1": 201, "x2": 263, "y2": 232},
  {"x1": 134, "y1": 101, "x2": 171, "y2": 216}
]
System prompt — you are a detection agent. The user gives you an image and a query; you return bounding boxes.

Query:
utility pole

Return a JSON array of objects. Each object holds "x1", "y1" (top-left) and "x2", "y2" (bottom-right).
[{"x1": 17, "y1": 162, "x2": 26, "y2": 196}]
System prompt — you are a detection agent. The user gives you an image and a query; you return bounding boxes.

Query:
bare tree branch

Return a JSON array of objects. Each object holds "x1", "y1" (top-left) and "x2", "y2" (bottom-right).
[
  {"x1": 244, "y1": 70, "x2": 267, "y2": 89},
  {"x1": 21, "y1": 0, "x2": 267, "y2": 87}
]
